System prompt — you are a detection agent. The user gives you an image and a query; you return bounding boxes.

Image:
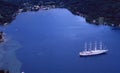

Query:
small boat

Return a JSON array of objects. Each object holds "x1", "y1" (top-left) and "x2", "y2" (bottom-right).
[
  {"x1": 0, "y1": 31, "x2": 4, "y2": 42},
  {"x1": 79, "y1": 42, "x2": 108, "y2": 56}
]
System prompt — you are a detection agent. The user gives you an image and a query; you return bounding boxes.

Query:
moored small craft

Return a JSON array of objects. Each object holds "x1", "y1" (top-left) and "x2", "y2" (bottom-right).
[
  {"x1": 80, "y1": 42, "x2": 108, "y2": 56},
  {"x1": 0, "y1": 31, "x2": 4, "y2": 42}
]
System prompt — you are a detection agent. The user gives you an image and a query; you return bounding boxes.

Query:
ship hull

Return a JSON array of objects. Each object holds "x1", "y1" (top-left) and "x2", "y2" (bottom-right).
[{"x1": 79, "y1": 50, "x2": 108, "y2": 57}]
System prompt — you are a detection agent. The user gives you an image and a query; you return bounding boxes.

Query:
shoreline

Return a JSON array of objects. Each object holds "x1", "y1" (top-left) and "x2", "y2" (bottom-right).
[{"x1": 0, "y1": 0, "x2": 120, "y2": 27}]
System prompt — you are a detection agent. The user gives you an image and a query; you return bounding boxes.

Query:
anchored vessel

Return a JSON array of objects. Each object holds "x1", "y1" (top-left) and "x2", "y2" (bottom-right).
[{"x1": 79, "y1": 42, "x2": 108, "y2": 56}]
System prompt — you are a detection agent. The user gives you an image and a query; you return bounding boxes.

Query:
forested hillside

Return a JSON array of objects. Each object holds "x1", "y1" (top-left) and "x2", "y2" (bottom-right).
[{"x1": 1, "y1": 0, "x2": 120, "y2": 26}]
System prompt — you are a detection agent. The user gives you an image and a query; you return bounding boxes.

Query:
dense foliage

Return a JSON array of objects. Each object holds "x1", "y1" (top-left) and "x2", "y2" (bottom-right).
[{"x1": 1, "y1": 0, "x2": 120, "y2": 26}]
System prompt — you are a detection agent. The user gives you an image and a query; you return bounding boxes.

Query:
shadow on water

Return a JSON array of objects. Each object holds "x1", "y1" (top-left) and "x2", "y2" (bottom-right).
[{"x1": 111, "y1": 27, "x2": 120, "y2": 30}]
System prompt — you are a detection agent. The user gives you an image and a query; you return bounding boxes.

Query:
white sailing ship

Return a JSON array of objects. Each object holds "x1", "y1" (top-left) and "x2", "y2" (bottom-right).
[{"x1": 79, "y1": 42, "x2": 108, "y2": 56}]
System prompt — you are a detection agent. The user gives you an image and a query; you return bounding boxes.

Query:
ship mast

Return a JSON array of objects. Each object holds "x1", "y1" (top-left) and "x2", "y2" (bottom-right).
[
  {"x1": 100, "y1": 42, "x2": 102, "y2": 50},
  {"x1": 94, "y1": 41, "x2": 97, "y2": 50},
  {"x1": 84, "y1": 42, "x2": 87, "y2": 51},
  {"x1": 89, "y1": 42, "x2": 92, "y2": 51}
]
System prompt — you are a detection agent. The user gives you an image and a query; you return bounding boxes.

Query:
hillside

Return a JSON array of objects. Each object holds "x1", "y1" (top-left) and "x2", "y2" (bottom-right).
[{"x1": 1, "y1": 0, "x2": 120, "y2": 26}]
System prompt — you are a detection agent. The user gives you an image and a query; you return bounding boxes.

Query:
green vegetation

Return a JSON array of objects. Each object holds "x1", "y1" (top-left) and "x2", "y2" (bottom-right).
[{"x1": 1, "y1": 0, "x2": 120, "y2": 26}]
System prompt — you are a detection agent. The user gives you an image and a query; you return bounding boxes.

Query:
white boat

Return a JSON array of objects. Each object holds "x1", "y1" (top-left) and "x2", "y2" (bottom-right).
[{"x1": 79, "y1": 42, "x2": 108, "y2": 56}]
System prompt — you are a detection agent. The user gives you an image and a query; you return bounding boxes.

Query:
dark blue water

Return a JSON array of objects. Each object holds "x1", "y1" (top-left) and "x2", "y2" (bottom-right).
[{"x1": 3, "y1": 9, "x2": 120, "y2": 73}]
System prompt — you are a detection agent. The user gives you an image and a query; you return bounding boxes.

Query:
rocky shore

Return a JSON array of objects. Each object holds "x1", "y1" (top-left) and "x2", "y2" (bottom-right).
[{"x1": 1, "y1": 0, "x2": 120, "y2": 27}]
